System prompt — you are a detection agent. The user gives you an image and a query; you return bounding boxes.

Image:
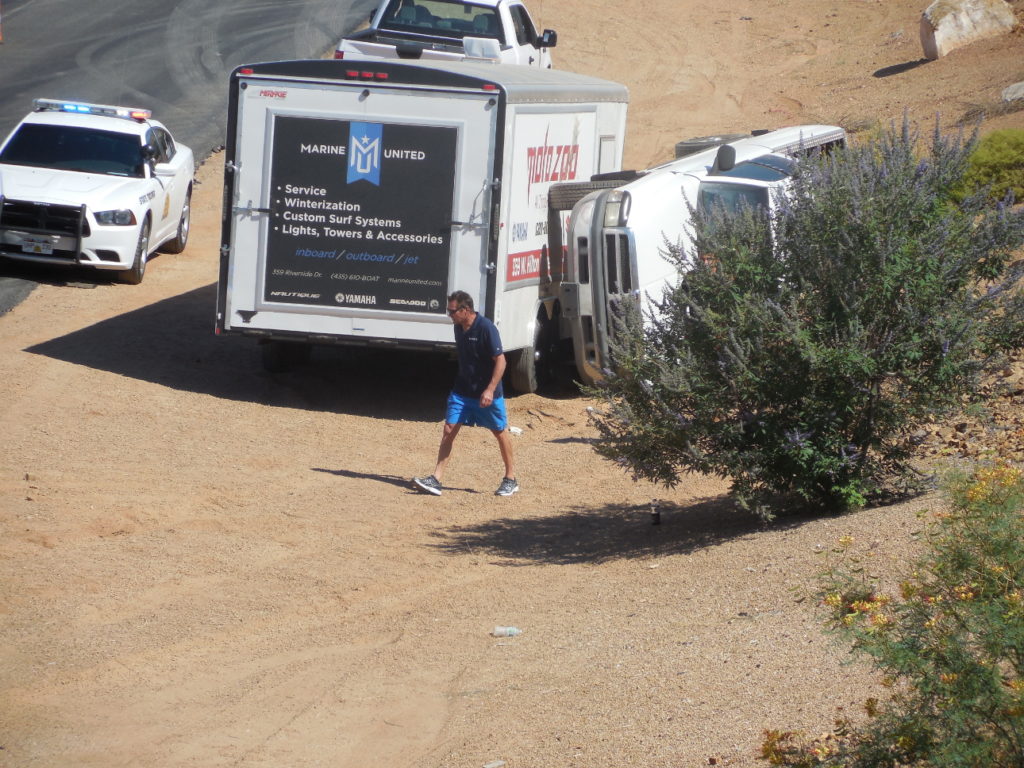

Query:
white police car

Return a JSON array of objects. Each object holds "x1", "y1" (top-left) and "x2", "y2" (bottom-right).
[{"x1": 0, "y1": 99, "x2": 194, "y2": 284}]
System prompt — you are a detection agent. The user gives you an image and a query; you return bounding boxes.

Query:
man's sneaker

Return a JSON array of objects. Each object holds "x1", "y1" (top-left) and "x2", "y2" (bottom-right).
[
  {"x1": 495, "y1": 477, "x2": 519, "y2": 497},
  {"x1": 413, "y1": 475, "x2": 443, "y2": 496}
]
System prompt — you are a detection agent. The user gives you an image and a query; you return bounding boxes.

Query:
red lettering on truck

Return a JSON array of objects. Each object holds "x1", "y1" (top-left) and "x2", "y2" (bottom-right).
[
  {"x1": 506, "y1": 249, "x2": 543, "y2": 282},
  {"x1": 526, "y1": 128, "x2": 580, "y2": 200}
]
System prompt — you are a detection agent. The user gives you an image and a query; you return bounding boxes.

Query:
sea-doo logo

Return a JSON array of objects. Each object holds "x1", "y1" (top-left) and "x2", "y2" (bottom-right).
[{"x1": 348, "y1": 122, "x2": 382, "y2": 186}]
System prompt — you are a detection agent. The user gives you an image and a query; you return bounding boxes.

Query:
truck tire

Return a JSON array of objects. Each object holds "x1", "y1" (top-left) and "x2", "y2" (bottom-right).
[
  {"x1": 507, "y1": 345, "x2": 538, "y2": 395},
  {"x1": 261, "y1": 339, "x2": 311, "y2": 373},
  {"x1": 506, "y1": 312, "x2": 562, "y2": 395},
  {"x1": 547, "y1": 179, "x2": 626, "y2": 211},
  {"x1": 119, "y1": 219, "x2": 150, "y2": 285},
  {"x1": 674, "y1": 133, "x2": 749, "y2": 159},
  {"x1": 161, "y1": 187, "x2": 191, "y2": 254}
]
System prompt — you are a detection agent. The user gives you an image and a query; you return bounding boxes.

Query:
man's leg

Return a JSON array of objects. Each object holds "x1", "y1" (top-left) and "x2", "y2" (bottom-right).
[
  {"x1": 433, "y1": 422, "x2": 461, "y2": 482},
  {"x1": 492, "y1": 427, "x2": 515, "y2": 480}
]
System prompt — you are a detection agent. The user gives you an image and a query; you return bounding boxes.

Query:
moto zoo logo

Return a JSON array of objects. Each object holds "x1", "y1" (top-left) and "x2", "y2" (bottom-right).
[{"x1": 525, "y1": 129, "x2": 580, "y2": 200}]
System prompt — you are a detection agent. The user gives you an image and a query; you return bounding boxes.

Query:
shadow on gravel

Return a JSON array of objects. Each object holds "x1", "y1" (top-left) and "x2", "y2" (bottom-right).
[
  {"x1": 873, "y1": 59, "x2": 928, "y2": 78},
  {"x1": 24, "y1": 282, "x2": 457, "y2": 421},
  {"x1": 430, "y1": 496, "x2": 823, "y2": 564}
]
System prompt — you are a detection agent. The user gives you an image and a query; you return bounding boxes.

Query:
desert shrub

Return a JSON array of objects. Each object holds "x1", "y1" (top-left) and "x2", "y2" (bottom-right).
[
  {"x1": 587, "y1": 120, "x2": 1024, "y2": 517},
  {"x1": 956, "y1": 129, "x2": 1024, "y2": 204},
  {"x1": 762, "y1": 462, "x2": 1024, "y2": 767}
]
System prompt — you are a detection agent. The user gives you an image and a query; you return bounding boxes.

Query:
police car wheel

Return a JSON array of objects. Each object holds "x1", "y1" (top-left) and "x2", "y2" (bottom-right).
[
  {"x1": 163, "y1": 187, "x2": 191, "y2": 254},
  {"x1": 120, "y1": 220, "x2": 151, "y2": 285}
]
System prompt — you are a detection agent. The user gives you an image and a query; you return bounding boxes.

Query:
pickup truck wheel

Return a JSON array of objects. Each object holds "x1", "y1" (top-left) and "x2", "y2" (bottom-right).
[
  {"x1": 162, "y1": 187, "x2": 191, "y2": 254},
  {"x1": 119, "y1": 219, "x2": 150, "y2": 285},
  {"x1": 674, "y1": 133, "x2": 749, "y2": 159},
  {"x1": 261, "y1": 340, "x2": 311, "y2": 373}
]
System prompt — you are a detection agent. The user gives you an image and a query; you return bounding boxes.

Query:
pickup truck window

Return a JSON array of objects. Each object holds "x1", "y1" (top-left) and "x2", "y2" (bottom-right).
[
  {"x1": 379, "y1": 0, "x2": 505, "y2": 44},
  {"x1": 0, "y1": 124, "x2": 145, "y2": 178},
  {"x1": 698, "y1": 182, "x2": 770, "y2": 215},
  {"x1": 510, "y1": 4, "x2": 538, "y2": 45}
]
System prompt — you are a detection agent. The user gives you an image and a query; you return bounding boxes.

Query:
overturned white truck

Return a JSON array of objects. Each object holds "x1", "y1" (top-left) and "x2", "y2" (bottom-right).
[
  {"x1": 215, "y1": 59, "x2": 628, "y2": 383},
  {"x1": 547, "y1": 125, "x2": 847, "y2": 387}
]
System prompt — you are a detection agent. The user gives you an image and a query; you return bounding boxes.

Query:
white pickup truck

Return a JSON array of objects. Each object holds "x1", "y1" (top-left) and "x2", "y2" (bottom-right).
[{"x1": 334, "y1": 0, "x2": 557, "y2": 68}]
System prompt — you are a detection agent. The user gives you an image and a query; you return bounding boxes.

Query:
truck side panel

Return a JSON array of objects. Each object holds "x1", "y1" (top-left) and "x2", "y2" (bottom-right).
[
  {"x1": 222, "y1": 77, "x2": 497, "y2": 347},
  {"x1": 496, "y1": 105, "x2": 625, "y2": 352}
]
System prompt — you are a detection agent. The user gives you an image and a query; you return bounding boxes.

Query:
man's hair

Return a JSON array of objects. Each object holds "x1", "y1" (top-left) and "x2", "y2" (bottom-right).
[{"x1": 448, "y1": 290, "x2": 474, "y2": 310}]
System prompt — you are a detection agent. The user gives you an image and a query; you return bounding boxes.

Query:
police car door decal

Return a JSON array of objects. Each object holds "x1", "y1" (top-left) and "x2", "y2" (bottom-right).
[{"x1": 264, "y1": 115, "x2": 458, "y2": 311}]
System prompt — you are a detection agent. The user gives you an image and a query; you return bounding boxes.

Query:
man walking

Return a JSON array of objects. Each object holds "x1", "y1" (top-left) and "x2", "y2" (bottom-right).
[{"x1": 413, "y1": 290, "x2": 519, "y2": 497}]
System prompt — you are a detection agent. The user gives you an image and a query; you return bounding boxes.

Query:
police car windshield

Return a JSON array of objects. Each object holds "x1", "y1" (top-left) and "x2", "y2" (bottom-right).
[
  {"x1": 0, "y1": 124, "x2": 145, "y2": 177},
  {"x1": 379, "y1": 0, "x2": 503, "y2": 42},
  {"x1": 698, "y1": 182, "x2": 770, "y2": 215}
]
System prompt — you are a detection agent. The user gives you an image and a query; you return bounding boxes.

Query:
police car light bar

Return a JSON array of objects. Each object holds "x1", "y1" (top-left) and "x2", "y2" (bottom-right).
[{"x1": 33, "y1": 98, "x2": 152, "y2": 122}]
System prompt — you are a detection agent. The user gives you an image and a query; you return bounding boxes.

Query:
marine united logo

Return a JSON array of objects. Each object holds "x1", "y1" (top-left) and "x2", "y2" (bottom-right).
[{"x1": 347, "y1": 122, "x2": 382, "y2": 186}]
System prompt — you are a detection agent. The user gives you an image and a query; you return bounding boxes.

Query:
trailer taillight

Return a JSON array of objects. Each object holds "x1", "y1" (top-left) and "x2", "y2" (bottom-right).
[{"x1": 345, "y1": 69, "x2": 389, "y2": 80}]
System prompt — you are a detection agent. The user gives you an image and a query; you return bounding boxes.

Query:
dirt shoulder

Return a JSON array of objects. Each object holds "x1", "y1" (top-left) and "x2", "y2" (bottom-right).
[{"x1": 1, "y1": 2, "x2": 1022, "y2": 765}]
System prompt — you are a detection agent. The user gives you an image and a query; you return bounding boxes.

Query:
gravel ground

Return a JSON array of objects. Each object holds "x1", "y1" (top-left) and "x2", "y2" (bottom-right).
[{"x1": 1, "y1": 0, "x2": 1022, "y2": 765}]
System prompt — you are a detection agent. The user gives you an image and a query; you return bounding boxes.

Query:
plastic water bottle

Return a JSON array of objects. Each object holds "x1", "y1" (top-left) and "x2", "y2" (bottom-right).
[{"x1": 491, "y1": 626, "x2": 522, "y2": 637}]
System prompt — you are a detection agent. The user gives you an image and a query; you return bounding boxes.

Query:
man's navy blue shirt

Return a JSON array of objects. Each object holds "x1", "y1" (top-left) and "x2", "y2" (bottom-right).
[{"x1": 453, "y1": 313, "x2": 504, "y2": 399}]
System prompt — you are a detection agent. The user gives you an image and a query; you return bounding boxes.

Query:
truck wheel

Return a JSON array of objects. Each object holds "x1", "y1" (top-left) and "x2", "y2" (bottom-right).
[
  {"x1": 506, "y1": 313, "x2": 560, "y2": 395},
  {"x1": 547, "y1": 179, "x2": 627, "y2": 211},
  {"x1": 674, "y1": 133, "x2": 749, "y2": 159},
  {"x1": 119, "y1": 219, "x2": 150, "y2": 285},
  {"x1": 261, "y1": 339, "x2": 311, "y2": 373},
  {"x1": 162, "y1": 187, "x2": 191, "y2": 254},
  {"x1": 507, "y1": 345, "x2": 538, "y2": 395}
]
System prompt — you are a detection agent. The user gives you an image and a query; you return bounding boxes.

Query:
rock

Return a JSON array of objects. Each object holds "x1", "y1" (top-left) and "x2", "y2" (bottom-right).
[
  {"x1": 920, "y1": 0, "x2": 1017, "y2": 60},
  {"x1": 1004, "y1": 81, "x2": 1024, "y2": 102}
]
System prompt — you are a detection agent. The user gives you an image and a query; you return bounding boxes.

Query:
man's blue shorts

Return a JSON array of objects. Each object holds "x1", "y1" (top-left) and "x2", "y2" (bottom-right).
[{"x1": 446, "y1": 392, "x2": 508, "y2": 431}]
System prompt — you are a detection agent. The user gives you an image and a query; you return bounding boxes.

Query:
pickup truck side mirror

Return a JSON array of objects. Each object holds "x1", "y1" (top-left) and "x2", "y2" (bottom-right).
[{"x1": 538, "y1": 29, "x2": 557, "y2": 48}]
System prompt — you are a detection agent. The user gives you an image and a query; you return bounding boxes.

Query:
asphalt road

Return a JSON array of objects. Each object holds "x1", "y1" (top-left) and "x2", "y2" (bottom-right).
[{"x1": 0, "y1": 0, "x2": 377, "y2": 311}]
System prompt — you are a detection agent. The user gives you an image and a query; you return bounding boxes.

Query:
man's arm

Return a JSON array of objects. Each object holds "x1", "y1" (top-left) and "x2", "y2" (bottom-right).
[{"x1": 480, "y1": 353, "x2": 506, "y2": 407}]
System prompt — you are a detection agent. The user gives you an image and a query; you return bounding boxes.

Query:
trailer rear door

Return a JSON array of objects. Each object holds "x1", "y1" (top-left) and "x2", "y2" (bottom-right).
[{"x1": 222, "y1": 76, "x2": 497, "y2": 345}]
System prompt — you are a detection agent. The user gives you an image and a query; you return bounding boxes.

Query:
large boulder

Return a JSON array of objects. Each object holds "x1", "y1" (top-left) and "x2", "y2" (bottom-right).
[{"x1": 920, "y1": 0, "x2": 1017, "y2": 59}]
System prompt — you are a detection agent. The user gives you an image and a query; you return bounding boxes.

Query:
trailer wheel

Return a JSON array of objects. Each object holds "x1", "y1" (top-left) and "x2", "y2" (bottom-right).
[
  {"x1": 261, "y1": 340, "x2": 311, "y2": 373},
  {"x1": 674, "y1": 133, "x2": 749, "y2": 159}
]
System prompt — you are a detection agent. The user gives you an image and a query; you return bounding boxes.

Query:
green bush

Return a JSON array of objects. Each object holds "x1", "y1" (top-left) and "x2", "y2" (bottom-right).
[
  {"x1": 587, "y1": 121, "x2": 1024, "y2": 517},
  {"x1": 957, "y1": 129, "x2": 1024, "y2": 204},
  {"x1": 762, "y1": 462, "x2": 1024, "y2": 767}
]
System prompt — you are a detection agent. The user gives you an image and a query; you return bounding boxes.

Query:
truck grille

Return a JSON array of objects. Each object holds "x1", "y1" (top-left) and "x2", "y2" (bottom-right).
[{"x1": 0, "y1": 198, "x2": 89, "y2": 237}]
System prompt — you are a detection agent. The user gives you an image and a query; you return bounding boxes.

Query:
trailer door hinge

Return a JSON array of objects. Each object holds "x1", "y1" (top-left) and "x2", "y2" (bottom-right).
[
  {"x1": 485, "y1": 262, "x2": 497, "y2": 274},
  {"x1": 233, "y1": 200, "x2": 271, "y2": 216}
]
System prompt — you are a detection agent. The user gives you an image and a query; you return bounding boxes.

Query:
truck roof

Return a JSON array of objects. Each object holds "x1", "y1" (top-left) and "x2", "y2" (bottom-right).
[{"x1": 233, "y1": 59, "x2": 628, "y2": 105}]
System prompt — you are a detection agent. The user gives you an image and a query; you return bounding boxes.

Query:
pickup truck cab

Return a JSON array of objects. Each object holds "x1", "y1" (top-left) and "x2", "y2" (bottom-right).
[{"x1": 335, "y1": 0, "x2": 557, "y2": 68}]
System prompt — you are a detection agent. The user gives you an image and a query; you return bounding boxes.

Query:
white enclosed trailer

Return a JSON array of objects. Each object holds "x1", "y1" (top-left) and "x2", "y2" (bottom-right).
[{"x1": 216, "y1": 59, "x2": 627, "y2": 385}]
